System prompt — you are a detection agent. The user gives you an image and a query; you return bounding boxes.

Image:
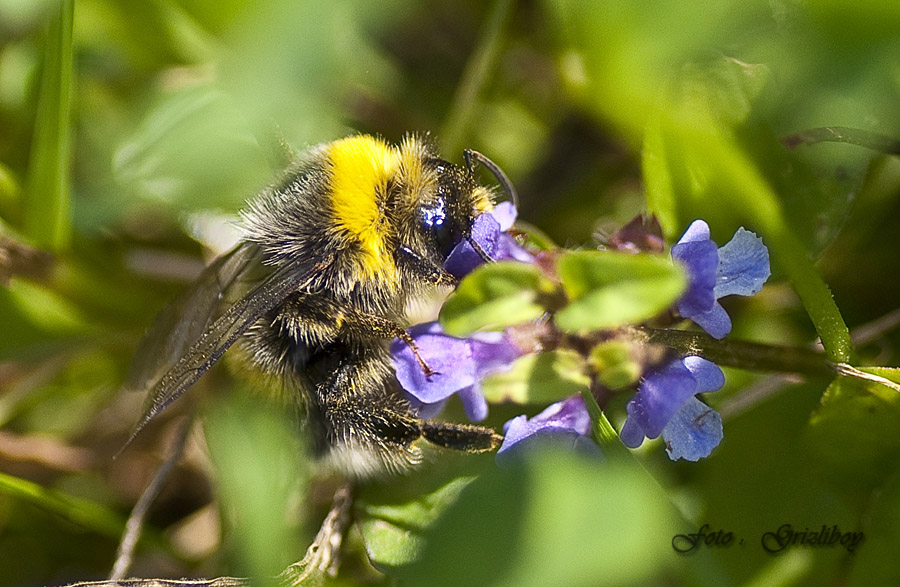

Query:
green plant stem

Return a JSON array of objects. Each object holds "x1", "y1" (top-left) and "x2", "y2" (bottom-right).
[
  {"x1": 640, "y1": 327, "x2": 833, "y2": 377},
  {"x1": 767, "y1": 228, "x2": 853, "y2": 363},
  {"x1": 440, "y1": 0, "x2": 514, "y2": 156},
  {"x1": 580, "y1": 387, "x2": 626, "y2": 454}
]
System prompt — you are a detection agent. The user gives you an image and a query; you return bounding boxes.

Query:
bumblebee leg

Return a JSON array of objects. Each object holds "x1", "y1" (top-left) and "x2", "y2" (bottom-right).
[
  {"x1": 332, "y1": 308, "x2": 437, "y2": 377},
  {"x1": 394, "y1": 330, "x2": 436, "y2": 377},
  {"x1": 422, "y1": 421, "x2": 503, "y2": 453}
]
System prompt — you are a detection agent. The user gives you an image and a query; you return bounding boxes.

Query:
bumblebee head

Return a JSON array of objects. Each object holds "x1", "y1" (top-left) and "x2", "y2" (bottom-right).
[
  {"x1": 416, "y1": 158, "x2": 486, "y2": 261},
  {"x1": 413, "y1": 144, "x2": 520, "y2": 265}
]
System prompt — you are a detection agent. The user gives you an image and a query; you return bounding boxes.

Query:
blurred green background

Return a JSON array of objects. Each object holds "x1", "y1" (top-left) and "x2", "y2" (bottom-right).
[{"x1": 2, "y1": 0, "x2": 900, "y2": 585}]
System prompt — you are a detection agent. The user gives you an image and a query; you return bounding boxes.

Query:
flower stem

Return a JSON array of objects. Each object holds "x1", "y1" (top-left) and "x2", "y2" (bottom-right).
[{"x1": 640, "y1": 328, "x2": 833, "y2": 377}]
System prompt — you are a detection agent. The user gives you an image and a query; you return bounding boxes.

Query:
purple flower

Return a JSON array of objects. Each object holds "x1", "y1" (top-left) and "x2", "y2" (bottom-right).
[
  {"x1": 620, "y1": 356, "x2": 724, "y2": 459},
  {"x1": 444, "y1": 202, "x2": 534, "y2": 278},
  {"x1": 672, "y1": 220, "x2": 769, "y2": 339},
  {"x1": 497, "y1": 396, "x2": 602, "y2": 464},
  {"x1": 391, "y1": 321, "x2": 522, "y2": 421}
]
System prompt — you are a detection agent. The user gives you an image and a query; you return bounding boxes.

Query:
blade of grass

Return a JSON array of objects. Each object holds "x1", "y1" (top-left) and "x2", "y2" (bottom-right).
[
  {"x1": 579, "y1": 387, "x2": 627, "y2": 455},
  {"x1": 24, "y1": 0, "x2": 74, "y2": 251},
  {"x1": 0, "y1": 470, "x2": 124, "y2": 539},
  {"x1": 440, "y1": 0, "x2": 514, "y2": 156}
]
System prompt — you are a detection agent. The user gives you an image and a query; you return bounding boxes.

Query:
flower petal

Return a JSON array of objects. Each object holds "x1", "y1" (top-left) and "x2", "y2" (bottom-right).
[
  {"x1": 495, "y1": 233, "x2": 535, "y2": 264},
  {"x1": 620, "y1": 416, "x2": 648, "y2": 449},
  {"x1": 443, "y1": 212, "x2": 501, "y2": 278},
  {"x1": 689, "y1": 301, "x2": 732, "y2": 339},
  {"x1": 678, "y1": 219, "x2": 711, "y2": 244},
  {"x1": 492, "y1": 201, "x2": 518, "y2": 231},
  {"x1": 470, "y1": 334, "x2": 523, "y2": 377},
  {"x1": 714, "y1": 227, "x2": 770, "y2": 298},
  {"x1": 458, "y1": 386, "x2": 489, "y2": 422},
  {"x1": 662, "y1": 397, "x2": 723, "y2": 461},
  {"x1": 497, "y1": 396, "x2": 597, "y2": 461},
  {"x1": 681, "y1": 356, "x2": 725, "y2": 393},
  {"x1": 673, "y1": 239, "x2": 719, "y2": 317},
  {"x1": 622, "y1": 359, "x2": 699, "y2": 442},
  {"x1": 391, "y1": 322, "x2": 523, "y2": 421},
  {"x1": 391, "y1": 323, "x2": 477, "y2": 404}
]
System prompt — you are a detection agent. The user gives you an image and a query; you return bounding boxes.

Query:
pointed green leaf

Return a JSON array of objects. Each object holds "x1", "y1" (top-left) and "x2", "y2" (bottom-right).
[
  {"x1": 204, "y1": 393, "x2": 306, "y2": 578},
  {"x1": 0, "y1": 471, "x2": 123, "y2": 539},
  {"x1": 402, "y1": 451, "x2": 675, "y2": 586},
  {"x1": 359, "y1": 476, "x2": 475, "y2": 572}
]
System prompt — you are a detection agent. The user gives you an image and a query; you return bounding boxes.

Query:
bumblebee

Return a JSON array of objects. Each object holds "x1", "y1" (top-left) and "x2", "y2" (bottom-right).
[{"x1": 126, "y1": 134, "x2": 506, "y2": 477}]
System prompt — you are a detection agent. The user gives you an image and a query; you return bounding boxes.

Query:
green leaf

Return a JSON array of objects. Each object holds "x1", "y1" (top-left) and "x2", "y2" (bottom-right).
[
  {"x1": 806, "y1": 367, "x2": 900, "y2": 490},
  {"x1": 23, "y1": 0, "x2": 74, "y2": 251},
  {"x1": 112, "y1": 85, "x2": 271, "y2": 212},
  {"x1": 440, "y1": 261, "x2": 551, "y2": 336},
  {"x1": 642, "y1": 114, "x2": 678, "y2": 237},
  {"x1": 555, "y1": 250, "x2": 686, "y2": 332},
  {"x1": 480, "y1": 350, "x2": 590, "y2": 405},
  {"x1": 0, "y1": 280, "x2": 93, "y2": 359},
  {"x1": 401, "y1": 450, "x2": 677, "y2": 586},
  {"x1": 359, "y1": 476, "x2": 475, "y2": 572}
]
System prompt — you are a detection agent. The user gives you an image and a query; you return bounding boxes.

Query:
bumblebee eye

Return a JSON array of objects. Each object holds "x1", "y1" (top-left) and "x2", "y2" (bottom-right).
[{"x1": 421, "y1": 197, "x2": 461, "y2": 259}]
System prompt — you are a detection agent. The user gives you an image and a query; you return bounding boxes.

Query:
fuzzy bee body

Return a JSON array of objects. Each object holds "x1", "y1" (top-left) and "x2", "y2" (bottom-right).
[{"x1": 127, "y1": 135, "x2": 501, "y2": 477}]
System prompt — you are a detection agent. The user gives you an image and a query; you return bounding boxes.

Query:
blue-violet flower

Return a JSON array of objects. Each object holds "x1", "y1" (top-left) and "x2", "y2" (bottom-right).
[
  {"x1": 444, "y1": 202, "x2": 533, "y2": 278},
  {"x1": 620, "y1": 356, "x2": 724, "y2": 460},
  {"x1": 672, "y1": 220, "x2": 769, "y2": 339},
  {"x1": 497, "y1": 395, "x2": 601, "y2": 464},
  {"x1": 391, "y1": 321, "x2": 522, "y2": 421}
]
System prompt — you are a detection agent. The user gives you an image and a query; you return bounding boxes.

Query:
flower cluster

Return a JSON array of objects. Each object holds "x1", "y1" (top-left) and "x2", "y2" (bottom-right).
[{"x1": 391, "y1": 210, "x2": 769, "y2": 462}]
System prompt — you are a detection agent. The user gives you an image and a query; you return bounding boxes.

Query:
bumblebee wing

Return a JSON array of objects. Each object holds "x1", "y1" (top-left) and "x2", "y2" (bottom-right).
[
  {"x1": 126, "y1": 244, "x2": 320, "y2": 444},
  {"x1": 124, "y1": 242, "x2": 264, "y2": 395}
]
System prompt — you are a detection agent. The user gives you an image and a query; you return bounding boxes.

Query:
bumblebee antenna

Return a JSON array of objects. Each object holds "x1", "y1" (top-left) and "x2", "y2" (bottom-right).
[
  {"x1": 466, "y1": 235, "x2": 494, "y2": 263},
  {"x1": 464, "y1": 150, "x2": 519, "y2": 209}
]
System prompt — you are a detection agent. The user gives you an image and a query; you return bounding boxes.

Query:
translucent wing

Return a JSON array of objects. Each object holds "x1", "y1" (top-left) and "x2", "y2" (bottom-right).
[
  {"x1": 124, "y1": 241, "x2": 320, "y2": 444},
  {"x1": 125, "y1": 242, "x2": 264, "y2": 394}
]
